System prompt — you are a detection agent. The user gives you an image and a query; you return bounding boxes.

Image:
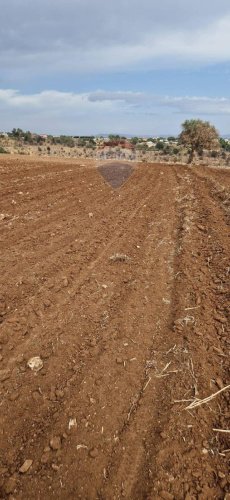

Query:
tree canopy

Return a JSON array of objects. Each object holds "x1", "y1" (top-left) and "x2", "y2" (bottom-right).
[{"x1": 179, "y1": 119, "x2": 220, "y2": 163}]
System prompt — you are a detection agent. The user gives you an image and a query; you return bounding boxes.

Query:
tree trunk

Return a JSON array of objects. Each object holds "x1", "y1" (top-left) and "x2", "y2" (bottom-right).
[{"x1": 188, "y1": 148, "x2": 195, "y2": 164}]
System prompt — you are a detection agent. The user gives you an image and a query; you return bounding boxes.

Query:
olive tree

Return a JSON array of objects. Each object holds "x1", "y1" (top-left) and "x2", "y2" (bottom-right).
[{"x1": 179, "y1": 119, "x2": 220, "y2": 163}]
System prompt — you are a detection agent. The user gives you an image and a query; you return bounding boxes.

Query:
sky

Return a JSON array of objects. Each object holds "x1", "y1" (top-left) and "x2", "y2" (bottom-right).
[{"x1": 1, "y1": 0, "x2": 230, "y2": 136}]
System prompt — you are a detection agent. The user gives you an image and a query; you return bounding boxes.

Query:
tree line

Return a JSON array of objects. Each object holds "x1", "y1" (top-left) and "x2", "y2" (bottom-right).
[{"x1": 1, "y1": 121, "x2": 228, "y2": 163}]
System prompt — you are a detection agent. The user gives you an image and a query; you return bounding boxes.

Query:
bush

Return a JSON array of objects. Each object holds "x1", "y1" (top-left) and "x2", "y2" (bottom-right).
[
  {"x1": 0, "y1": 146, "x2": 8, "y2": 154},
  {"x1": 155, "y1": 141, "x2": 164, "y2": 151},
  {"x1": 210, "y1": 150, "x2": 218, "y2": 158},
  {"x1": 173, "y1": 147, "x2": 180, "y2": 155}
]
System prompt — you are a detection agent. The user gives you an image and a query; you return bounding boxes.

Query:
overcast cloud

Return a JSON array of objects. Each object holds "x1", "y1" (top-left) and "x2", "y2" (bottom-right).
[
  {"x1": 1, "y1": 0, "x2": 230, "y2": 76},
  {"x1": 1, "y1": 0, "x2": 230, "y2": 134}
]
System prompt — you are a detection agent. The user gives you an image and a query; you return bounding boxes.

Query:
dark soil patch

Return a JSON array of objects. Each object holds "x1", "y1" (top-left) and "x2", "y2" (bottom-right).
[{"x1": 98, "y1": 162, "x2": 134, "y2": 188}]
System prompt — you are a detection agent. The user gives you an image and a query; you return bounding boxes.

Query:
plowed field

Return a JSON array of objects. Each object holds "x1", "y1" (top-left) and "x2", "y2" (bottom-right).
[{"x1": 0, "y1": 157, "x2": 229, "y2": 499}]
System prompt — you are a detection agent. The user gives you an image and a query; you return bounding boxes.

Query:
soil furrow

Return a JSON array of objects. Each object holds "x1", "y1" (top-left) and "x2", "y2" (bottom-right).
[{"x1": 0, "y1": 157, "x2": 229, "y2": 499}]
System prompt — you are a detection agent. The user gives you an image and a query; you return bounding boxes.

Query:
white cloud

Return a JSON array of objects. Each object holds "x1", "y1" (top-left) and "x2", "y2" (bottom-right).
[
  {"x1": 0, "y1": 88, "x2": 230, "y2": 135},
  {"x1": 163, "y1": 96, "x2": 230, "y2": 115},
  {"x1": 88, "y1": 90, "x2": 230, "y2": 115}
]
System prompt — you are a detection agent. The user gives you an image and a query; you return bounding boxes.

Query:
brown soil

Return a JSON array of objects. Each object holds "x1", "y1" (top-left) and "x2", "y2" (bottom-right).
[{"x1": 0, "y1": 157, "x2": 229, "y2": 499}]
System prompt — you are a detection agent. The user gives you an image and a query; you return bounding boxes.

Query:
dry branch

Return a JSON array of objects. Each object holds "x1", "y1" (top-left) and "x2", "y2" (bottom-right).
[
  {"x1": 185, "y1": 385, "x2": 230, "y2": 410},
  {"x1": 213, "y1": 428, "x2": 230, "y2": 434}
]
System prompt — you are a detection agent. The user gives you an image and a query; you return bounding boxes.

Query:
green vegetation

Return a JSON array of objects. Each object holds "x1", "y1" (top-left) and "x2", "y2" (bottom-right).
[
  {"x1": 108, "y1": 134, "x2": 121, "y2": 141},
  {"x1": 130, "y1": 137, "x2": 139, "y2": 145},
  {"x1": 219, "y1": 138, "x2": 230, "y2": 152},
  {"x1": 4, "y1": 126, "x2": 230, "y2": 166},
  {"x1": 155, "y1": 141, "x2": 164, "y2": 151},
  {"x1": 52, "y1": 135, "x2": 75, "y2": 147},
  {"x1": 179, "y1": 119, "x2": 220, "y2": 163},
  {"x1": 0, "y1": 146, "x2": 8, "y2": 154}
]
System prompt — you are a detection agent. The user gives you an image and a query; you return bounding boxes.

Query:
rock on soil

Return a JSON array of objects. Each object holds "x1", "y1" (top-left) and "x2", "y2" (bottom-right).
[
  {"x1": 19, "y1": 459, "x2": 33, "y2": 473},
  {"x1": 27, "y1": 356, "x2": 43, "y2": 372},
  {"x1": 50, "y1": 436, "x2": 62, "y2": 450}
]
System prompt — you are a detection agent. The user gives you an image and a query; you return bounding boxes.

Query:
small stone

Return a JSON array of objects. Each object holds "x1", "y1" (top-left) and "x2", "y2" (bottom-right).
[
  {"x1": 0, "y1": 355, "x2": 3, "y2": 362},
  {"x1": 55, "y1": 389, "x2": 64, "y2": 399},
  {"x1": 19, "y1": 459, "x2": 33, "y2": 473},
  {"x1": 197, "y1": 224, "x2": 205, "y2": 231},
  {"x1": 52, "y1": 464, "x2": 59, "y2": 471},
  {"x1": 89, "y1": 448, "x2": 99, "y2": 458},
  {"x1": 27, "y1": 356, "x2": 43, "y2": 372},
  {"x1": 4, "y1": 477, "x2": 17, "y2": 494},
  {"x1": 216, "y1": 377, "x2": 224, "y2": 389},
  {"x1": 116, "y1": 357, "x2": 123, "y2": 365},
  {"x1": 50, "y1": 436, "x2": 61, "y2": 450},
  {"x1": 218, "y1": 471, "x2": 225, "y2": 479},
  {"x1": 62, "y1": 278, "x2": 69, "y2": 287},
  {"x1": 160, "y1": 432, "x2": 167, "y2": 439}
]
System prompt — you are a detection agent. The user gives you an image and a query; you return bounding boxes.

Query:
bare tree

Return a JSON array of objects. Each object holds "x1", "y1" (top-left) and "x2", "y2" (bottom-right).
[{"x1": 179, "y1": 119, "x2": 220, "y2": 163}]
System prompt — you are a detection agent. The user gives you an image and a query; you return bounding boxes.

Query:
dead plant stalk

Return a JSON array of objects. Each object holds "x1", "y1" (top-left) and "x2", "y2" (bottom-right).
[{"x1": 185, "y1": 385, "x2": 230, "y2": 410}]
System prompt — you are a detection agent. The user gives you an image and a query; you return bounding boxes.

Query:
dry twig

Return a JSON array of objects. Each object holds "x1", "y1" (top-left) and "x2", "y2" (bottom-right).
[
  {"x1": 143, "y1": 377, "x2": 151, "y2": 391},
  {"x1": 213, "y1": 428, "x2": 230, "y2": 434},
  {"x1": 185, "y1": 385, "x2": 230, "y2": 410}
]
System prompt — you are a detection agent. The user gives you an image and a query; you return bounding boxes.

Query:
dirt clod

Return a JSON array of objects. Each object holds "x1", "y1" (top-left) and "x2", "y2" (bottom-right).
[
  {"x1": 89, "y1": 448, "x2": 99, "y2": 458},
  {"x1": 50, "y1": 437, "x2": 62, "y2": 450},
  {"x1": 4, "y1": 477, "x2": 17, "y2": 494}
]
